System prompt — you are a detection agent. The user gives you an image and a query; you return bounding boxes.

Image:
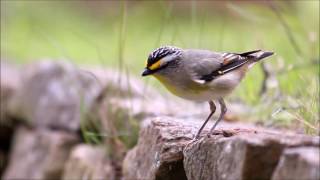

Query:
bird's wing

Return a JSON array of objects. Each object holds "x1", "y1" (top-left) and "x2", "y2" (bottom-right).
[{"x1": 183, "y1": 49, "x2": 260, "y2": 84}]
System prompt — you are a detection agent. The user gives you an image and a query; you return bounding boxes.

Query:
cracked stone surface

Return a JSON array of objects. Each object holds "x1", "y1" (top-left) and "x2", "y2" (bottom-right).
[
  {"x1": 122, "y1": 117, "x2": 194, "y2": 180},
  {"x1": 183, "y1": 130, "x2": 319, "y2": 180}
]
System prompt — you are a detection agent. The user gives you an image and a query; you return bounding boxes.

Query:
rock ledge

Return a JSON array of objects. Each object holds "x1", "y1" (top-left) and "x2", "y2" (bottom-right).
[{"x1": 123, "y1": 117, "x2": 319, "y2": 180}]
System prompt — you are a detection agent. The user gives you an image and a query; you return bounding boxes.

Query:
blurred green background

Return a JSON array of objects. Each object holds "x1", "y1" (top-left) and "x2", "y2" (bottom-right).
[{"x1": 1, "y1": 1, "x2": 319, "y2": 134}]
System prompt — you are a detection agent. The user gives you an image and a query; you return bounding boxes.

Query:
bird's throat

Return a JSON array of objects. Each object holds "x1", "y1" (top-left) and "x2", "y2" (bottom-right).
[{"x1": 153, "y1": 74, "x2": 180, "y2": 96}]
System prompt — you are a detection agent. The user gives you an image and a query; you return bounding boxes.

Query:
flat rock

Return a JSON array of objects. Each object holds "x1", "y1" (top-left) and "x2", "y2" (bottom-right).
[
  {"x1": 184, "y1": 134, "x2": 281, "y2": 180},
  {"x1": 9, "y1": 61, "x2": 102, "y2": 131},
  {"x1": 123, "y1": 117, "x2": 319, "y2": 180},
  {"x1": 272, "y1": 147, "x2": 320, "y2": 180},
  {"x1": 183, "y1": 128, "x2": 319, "y2": 180},
  {"x1": 63, "y1": 144, "x2": 115, "y2": 180},
  {"x1": 3, "y1": 126, "x2": 79, "y2": 179}
]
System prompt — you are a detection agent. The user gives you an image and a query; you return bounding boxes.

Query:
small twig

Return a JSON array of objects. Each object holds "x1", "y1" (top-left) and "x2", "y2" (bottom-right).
[
  {"x1": 117, "y1": 0, "x2": 128, "y2": 86},
  {"x1": 259, "y1": 61, "x2": 271, "y2": 96},
  {"x1": 259, "y1": 61, "x2": 281, "y2": 98},
  {"x1": 287, "y1": 111, "x2": 317, "y2": 130}
]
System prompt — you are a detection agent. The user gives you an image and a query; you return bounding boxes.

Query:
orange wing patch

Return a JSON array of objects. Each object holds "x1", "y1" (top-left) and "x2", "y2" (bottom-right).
[
  {"x1": 222, "y1": 53, "x2": 239, "y2": 65},
  {"x1": 223, "y1": 58, "x2": 231, "y2": 65}
]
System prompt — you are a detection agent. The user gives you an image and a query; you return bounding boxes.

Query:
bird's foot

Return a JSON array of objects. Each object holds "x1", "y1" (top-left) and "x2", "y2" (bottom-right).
[
  {"x1": 185, "y1": 137, "x2": 199, "y2": 149},
  {"x1": 206, "y1": 129, "x2": 223, "y2": 138},
  {"x1": 186, "y1": 133, "x2": 204, "y2": 144}
]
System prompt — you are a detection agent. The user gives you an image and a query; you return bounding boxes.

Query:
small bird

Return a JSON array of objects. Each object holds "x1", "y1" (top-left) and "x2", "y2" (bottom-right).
[{"x1": 142, "y1": 46, "x2": 273, "y2": 139}]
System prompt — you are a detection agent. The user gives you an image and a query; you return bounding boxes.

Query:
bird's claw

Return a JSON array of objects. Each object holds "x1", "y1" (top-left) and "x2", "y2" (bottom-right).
[
  {"x1": 187, "y1": 133, "x2": 203, "y2": 144},
  {"x1": 185, "y1": 137, "x2": 198, "y2": 149}
]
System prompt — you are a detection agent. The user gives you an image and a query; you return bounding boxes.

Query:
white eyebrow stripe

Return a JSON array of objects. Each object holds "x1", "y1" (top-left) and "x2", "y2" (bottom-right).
[{"x1": 224, "y1": 54, "x2": 235, "y2": 59}]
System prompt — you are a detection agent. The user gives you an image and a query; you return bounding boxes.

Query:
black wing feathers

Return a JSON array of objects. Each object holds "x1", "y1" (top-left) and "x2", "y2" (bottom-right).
[
  {"x1": 199, "y1": 50, "x2": 261, "y2": 82},
  {"x1": 200, "y1": 59, "x2": 248, "y2": 82},
  {"x1": 238, "y1": 50, "x2": 261, "y2": 56}
]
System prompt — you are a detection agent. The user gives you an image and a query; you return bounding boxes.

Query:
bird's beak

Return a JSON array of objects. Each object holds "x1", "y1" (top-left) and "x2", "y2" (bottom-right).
[{"x1": 141, "y1": 68, "x2": 153, "y2": 76}]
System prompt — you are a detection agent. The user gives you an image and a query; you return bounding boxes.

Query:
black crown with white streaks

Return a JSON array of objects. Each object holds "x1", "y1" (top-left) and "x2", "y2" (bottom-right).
[{"x1": 147, "y1": 46, "x2": 181, "y2": 67}]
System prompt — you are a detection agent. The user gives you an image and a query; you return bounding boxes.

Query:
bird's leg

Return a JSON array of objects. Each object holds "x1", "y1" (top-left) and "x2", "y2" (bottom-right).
[
  {"x1": 208, "y1": 98, "x2": 227, "y2": 136},
  {"x1": 194, "y1": 101, "x2": 216, "y2": 139}
]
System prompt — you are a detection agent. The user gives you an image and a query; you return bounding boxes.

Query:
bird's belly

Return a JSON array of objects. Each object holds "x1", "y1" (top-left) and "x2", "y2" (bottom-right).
[
  {"x1": 153, "y1": 74, "x2": 232, "y2": 102},
  {"x1": 177, "y1": 89, "x2": 224, "y2": 102}
]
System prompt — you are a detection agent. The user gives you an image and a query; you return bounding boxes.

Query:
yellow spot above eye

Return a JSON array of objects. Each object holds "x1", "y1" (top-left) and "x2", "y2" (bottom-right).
[{"x1": 149, "y1": 60, "x2": 161, "y2": 70}]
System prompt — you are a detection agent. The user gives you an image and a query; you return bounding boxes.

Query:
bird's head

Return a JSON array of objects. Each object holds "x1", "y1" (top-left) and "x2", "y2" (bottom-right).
[{"x1": 142, "y1": 46, "x2": 182, "y2": 76}]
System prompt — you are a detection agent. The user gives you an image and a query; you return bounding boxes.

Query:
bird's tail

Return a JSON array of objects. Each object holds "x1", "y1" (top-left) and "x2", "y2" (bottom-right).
[{"x1": 239, "y1": 50, "x2": 274, "y2": 61}]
